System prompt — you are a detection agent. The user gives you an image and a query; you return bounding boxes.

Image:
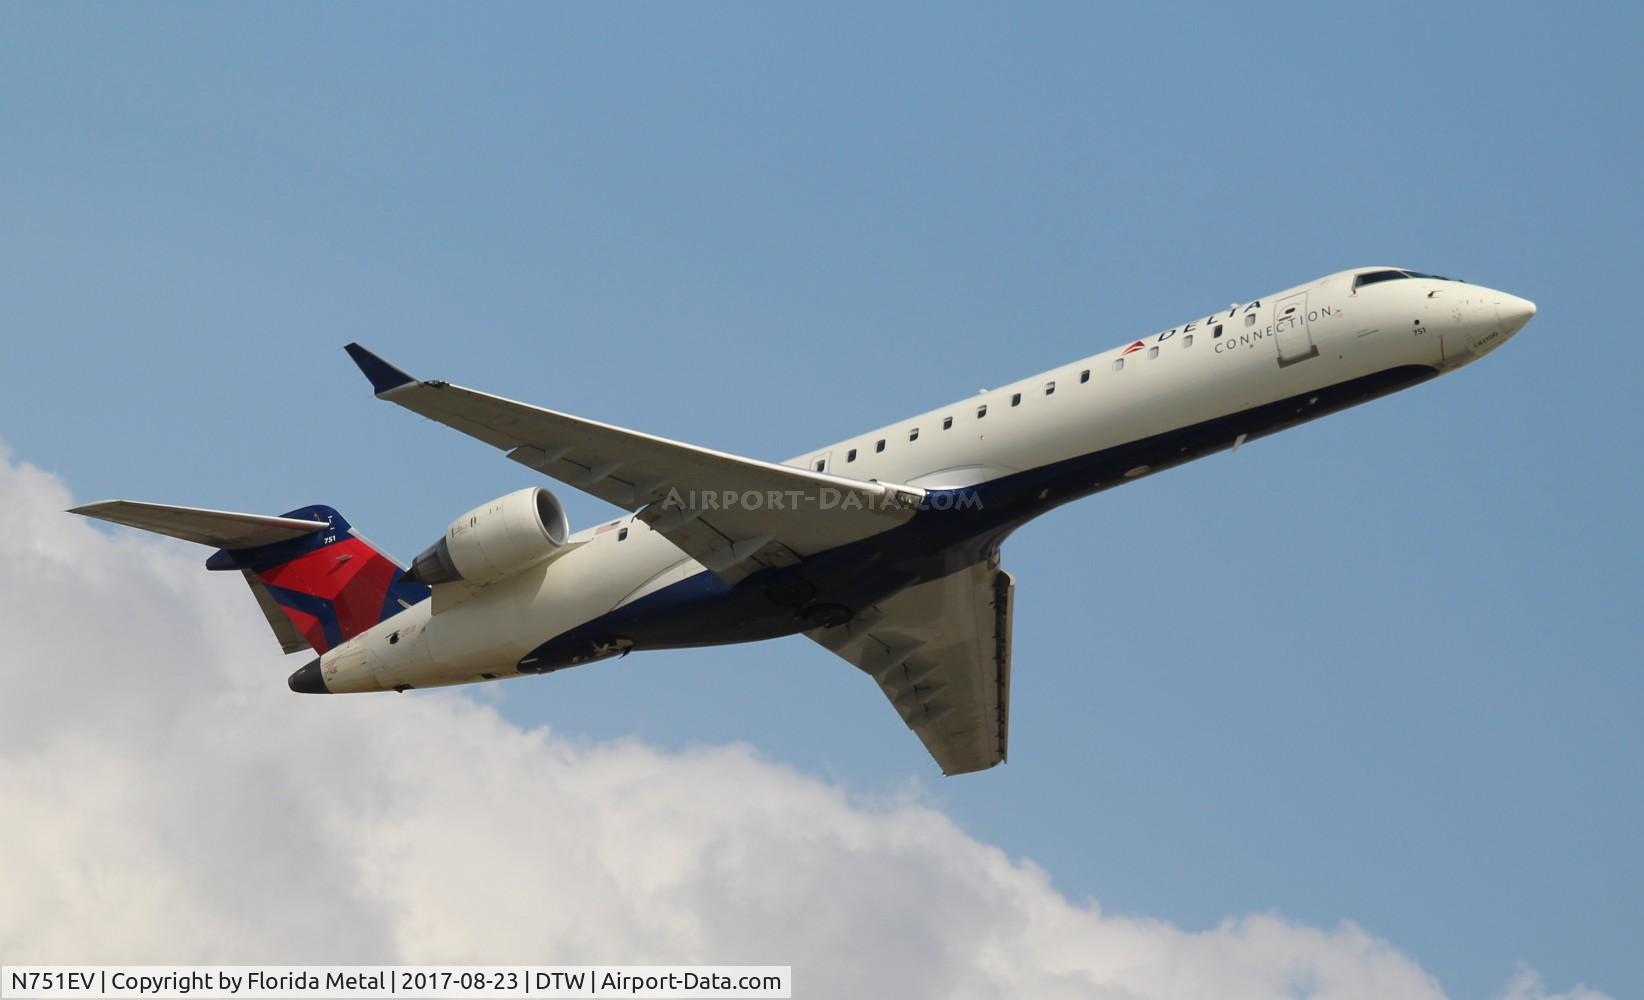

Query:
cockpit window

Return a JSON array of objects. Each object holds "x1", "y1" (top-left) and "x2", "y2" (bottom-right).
[
  {"x1": 1355, "y1": 269, "x2": 1461, "y2": 289},
  {"x1": 1353, "y1": 270, "x2": 1410, "y2": 289}
]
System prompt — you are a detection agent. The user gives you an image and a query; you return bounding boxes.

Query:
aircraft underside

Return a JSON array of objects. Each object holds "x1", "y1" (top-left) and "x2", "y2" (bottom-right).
[{"x1": 522, "y1": 363, "x2": 1442, "y2": 672}]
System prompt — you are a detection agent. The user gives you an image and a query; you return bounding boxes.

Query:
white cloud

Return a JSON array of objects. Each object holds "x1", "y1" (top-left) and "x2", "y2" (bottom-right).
[
  {"x1": 0, "y1": 449, "x2": 1607, "y2": 999},
  {"x1": 1495, "y1": 967, "x2": 1613, "y2": 1000}
]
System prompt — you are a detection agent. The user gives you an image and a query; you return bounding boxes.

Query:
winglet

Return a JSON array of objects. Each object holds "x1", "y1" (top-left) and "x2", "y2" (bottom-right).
[{"x1": 344, "y1": 343, "x2": 417, "y2": 395}]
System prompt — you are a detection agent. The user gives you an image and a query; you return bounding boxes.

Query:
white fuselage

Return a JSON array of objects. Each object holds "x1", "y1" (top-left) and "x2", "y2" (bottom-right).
[{"x1": 321, "y1": 267, "x2": 1534, "y2": 693}]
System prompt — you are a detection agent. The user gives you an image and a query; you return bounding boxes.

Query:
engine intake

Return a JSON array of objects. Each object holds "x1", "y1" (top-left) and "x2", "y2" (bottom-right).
[{"x1": 406, "y1": 487, "x2": 571, "y2": 587}]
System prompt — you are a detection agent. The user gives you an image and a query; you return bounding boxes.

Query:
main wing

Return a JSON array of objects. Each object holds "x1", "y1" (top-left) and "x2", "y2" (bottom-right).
[
  {"x1": 807, "y1": 561, "x2": 1014, "y2": 775},
  {"x1": 345, "y1": 344, "x2": 925, "y2": 583}
]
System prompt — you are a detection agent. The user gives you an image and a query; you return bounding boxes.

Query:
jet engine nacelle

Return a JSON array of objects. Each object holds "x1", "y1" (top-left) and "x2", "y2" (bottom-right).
[{"x1": 406, "y1": 486, "x2": 572, "y2": 587}]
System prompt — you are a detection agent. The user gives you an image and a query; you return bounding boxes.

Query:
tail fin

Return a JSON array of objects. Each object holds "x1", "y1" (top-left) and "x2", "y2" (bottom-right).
[{"x1": 69, "y1": 500, "x2": 429, "y2": 654}]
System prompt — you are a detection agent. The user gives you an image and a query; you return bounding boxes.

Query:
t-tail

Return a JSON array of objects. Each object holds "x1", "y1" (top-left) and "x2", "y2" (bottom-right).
[{"x1": 68, "y1": 500, "x2": 429, "y2": 655}]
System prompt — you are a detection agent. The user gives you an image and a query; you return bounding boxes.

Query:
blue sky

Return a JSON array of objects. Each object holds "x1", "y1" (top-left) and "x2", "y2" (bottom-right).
[{"x1": 3, "y1": 4, "x2": 1639, "y2": 996}]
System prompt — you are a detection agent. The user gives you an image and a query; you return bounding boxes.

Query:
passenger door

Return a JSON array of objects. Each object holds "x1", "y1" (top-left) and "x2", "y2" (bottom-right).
[{"x1": 1273, "y1": 293, "x2": 1319, "y2": 367}]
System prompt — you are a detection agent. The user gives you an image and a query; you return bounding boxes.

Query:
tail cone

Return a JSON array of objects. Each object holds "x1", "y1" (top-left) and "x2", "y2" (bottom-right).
[{"x1": 287, "y1": 657, "x2": 329, "y2": 694}]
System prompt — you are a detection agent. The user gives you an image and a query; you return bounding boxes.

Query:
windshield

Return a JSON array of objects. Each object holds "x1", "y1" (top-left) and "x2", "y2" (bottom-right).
[{"x1": 1353, "y1": 269, "x2": 1462, "y2": 289}]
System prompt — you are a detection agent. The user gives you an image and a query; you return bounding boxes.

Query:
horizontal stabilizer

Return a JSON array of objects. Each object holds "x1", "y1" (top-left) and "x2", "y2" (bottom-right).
[
  {"x1": 69, "y1": 500, "x2": 330, "y2": 548},
  {"x1": 71, "y1": 499, "x2": 424, "y2": 656}
]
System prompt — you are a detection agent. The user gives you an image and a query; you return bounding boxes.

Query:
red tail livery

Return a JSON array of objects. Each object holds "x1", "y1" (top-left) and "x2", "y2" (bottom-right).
[{"x1": 203, "y1": 505, "x2": 430, "y2": 653}]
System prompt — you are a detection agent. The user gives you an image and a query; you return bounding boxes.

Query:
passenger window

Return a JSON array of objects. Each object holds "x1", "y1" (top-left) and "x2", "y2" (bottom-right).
[
  {"x1": 909, "y1": 428, "x2": 919, "y2": 442},
  {"x1": 943, "y1": 416, "x2": 953, "y2": 430},
  {"x1": 1184, "y1": 334, "x2": 1194, "y2": 347},
  {"x1": 847, "y1": 449, "x2": 857, "y2": 462},
  {"x1": 1112, "y1": 357, "x2": 1124, "y2": 371},
  {"x1": 814, "y1": 459, "x2": 825, "y2": 471},
  {"x1": 1011, "y1": 392, "x2": 1022, "y2": 407},
  {"x1": 977, "y1": 404, "x2": 988, "y2": 419},
  {"x1": 1147, "y1": 346, "x2": 1158, "y2": 359},
  {"x1": 1245, "y1": 313, "x2": 1255, "y2": 326},
  {"x1": 1045, "y1": 381, "x2": 1055, "y2": 395},
  {"x1": 875, "y1": 439, "x2": 886, "y2": 453},
  {"x1": 1212, "y1": 323, "x2": 1223, "y2": 338},
  {"x1": 1080, "y1": 369, "x2": 1090, "y2": 383},
  {"x1": 617, "y1": 527, "x2": 628, "y2": 542}
]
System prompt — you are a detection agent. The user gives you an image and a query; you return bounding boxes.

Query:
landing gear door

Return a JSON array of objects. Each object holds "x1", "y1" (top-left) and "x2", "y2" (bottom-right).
[{"x1": 1273, "y1": 293, "x2": 1319, "y2": 367}]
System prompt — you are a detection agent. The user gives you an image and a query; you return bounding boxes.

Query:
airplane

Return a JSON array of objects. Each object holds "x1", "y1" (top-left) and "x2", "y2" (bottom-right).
[{"x1": 71, "y1": 267, "x2": 1536, "y2": 775}]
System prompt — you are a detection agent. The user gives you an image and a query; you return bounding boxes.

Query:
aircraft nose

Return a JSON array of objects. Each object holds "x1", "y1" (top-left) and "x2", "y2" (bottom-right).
[
  {"x1": 1456, "y1": 287, "x2": 1534, "y2": 360},
  {"x1": 1498, "y1": 293, "x2": 1537, "y2": 335}
]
